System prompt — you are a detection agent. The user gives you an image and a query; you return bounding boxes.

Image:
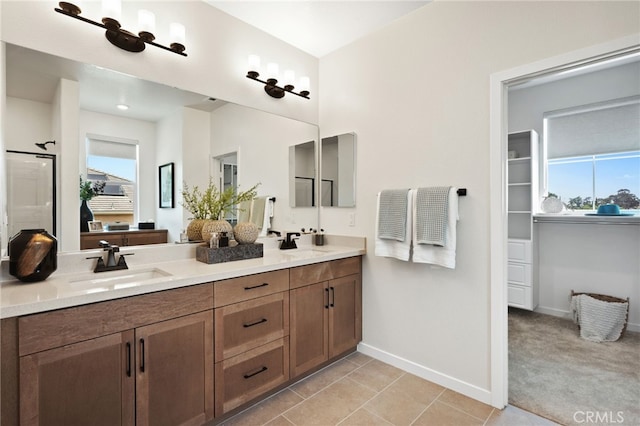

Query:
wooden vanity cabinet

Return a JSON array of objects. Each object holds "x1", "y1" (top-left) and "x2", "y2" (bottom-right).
[
  {"x1": 289, "y1": 257, "x2": 362, "y2": 378},
  {"x1": 14, "y1": 284, "x2": 214, "y2": 426},
  {"x1": 80, "y1": 229, "x2": 168, "y2": 250},
  {"x1": 213, "y1": 270, "x2": 290, "y2": 416}
]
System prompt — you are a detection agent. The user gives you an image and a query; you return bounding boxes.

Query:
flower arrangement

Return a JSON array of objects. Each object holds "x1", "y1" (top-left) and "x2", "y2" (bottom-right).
[
  {"x1": 79, "y1": 176, "x2": 105, "y2": 201},
  {"x1": 181, "y1": 179, "x2": 260, "y2": 220}
]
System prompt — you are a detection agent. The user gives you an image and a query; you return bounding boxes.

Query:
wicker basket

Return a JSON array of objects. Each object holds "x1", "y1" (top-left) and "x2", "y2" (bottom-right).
[{"x1": 571, "y1": 290, "x2": 629, "y2": 337}]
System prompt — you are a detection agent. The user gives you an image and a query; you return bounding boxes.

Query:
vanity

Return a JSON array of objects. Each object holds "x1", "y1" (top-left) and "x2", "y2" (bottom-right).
[
  {"x1": 0, "y1": 239, "x2": 364, "y2": 425},
  {"x1": 80, "y1": 229, "x2": 168, "y2": 249}
]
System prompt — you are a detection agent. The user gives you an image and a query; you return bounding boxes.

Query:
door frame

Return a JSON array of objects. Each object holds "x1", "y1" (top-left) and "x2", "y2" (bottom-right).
[{"x1": 488, "y1": 34, "x2": 640, "y2": 408}]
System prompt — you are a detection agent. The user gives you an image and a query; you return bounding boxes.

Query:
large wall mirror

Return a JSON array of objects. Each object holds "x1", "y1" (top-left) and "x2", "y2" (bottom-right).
[
  {"x1": 321, "y1": 132, "x2": 356, "y2": 207},
  {"x1": 3, "y1": 43, "x2": 319, "y2": 254}
]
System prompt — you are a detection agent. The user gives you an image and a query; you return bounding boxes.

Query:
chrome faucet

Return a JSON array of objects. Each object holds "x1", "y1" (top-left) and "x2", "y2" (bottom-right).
[{"x1": 86, "y1": 240, "x2": 133, "y2": 273}]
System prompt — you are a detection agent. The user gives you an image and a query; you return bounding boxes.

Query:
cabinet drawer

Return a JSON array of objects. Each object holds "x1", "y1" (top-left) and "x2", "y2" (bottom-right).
[
  {"x1": 508, "y1": 284, "x2": 532, "y2": 310},
  {"x1": 507, "y1": 262, "x2": 532, "y2": 287},
  {"x1": 18, "y1": 284, "x2": 214, "y2": 356},
  {"x1": 507, "y1": 240, "x2": 532, "y2": 263},
  {"x1": 215, "y1": 292, "x2": 289, "y2": 362},
  {"x1": 214, "y1": 269, "x2": 289, "y2": 308},
  {"x1": 215, "y1": 337, "x2": 289, "y2": 415},
  {"x1": 290, "y1": 257, "x2": 361, "y2": 289}
]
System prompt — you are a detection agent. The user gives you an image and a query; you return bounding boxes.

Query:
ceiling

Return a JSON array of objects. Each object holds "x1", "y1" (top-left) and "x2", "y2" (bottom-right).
[{"x1": 204, "y1": 1, "x2": 431, "y2": 58}]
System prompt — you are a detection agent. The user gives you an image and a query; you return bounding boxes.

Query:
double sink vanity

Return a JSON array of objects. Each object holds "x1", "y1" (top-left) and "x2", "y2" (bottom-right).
[{"x1": 0, "y1": 237, "x2": 365, "y2": 425}]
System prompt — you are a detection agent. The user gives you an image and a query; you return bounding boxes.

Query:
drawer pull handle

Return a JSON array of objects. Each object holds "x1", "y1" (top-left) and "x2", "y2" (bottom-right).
[
  {"x1": 140, "y1": 338, "x2": 145, "y2": 373},
  {"x1": 325, "y1": 288, "x2": 330, "y2": 309},
  {"x1": 126, "y1": 342, "x2": 132, "y2": 377},
  {"x1": 244, "y1": 318, "x2": 268, "y2": 328},
  {"x1": 244, "y1": 282, "x2": 269, "y2": 290},
  {"x1": 244, "y1": 366, "x2": 268, "y2": 379}
]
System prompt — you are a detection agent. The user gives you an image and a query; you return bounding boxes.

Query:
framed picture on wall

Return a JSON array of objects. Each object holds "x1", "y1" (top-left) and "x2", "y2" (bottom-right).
[{"x1": 159, "y1": 162, "x2": 175, "y2": 208}]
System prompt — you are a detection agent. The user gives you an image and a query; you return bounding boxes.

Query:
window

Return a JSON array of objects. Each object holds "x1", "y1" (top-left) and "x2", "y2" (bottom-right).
[
  {"x1": 86, "y1": 138, "x2": 139, "y2": 224},
  {"x1": 543, "y1": 96, "x2": 640, "y2": 213}
]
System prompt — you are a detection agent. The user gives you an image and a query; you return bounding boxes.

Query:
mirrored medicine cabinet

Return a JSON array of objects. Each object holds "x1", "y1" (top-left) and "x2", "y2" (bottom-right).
[{"x1": 321, "y1": 132, "x2": 356, "y2": 207}]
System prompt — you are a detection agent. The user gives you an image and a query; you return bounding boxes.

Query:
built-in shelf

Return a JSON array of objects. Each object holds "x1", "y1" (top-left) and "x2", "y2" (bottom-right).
[{"x1": 507, "y1": 130, "x2": 539, "y2": 311}]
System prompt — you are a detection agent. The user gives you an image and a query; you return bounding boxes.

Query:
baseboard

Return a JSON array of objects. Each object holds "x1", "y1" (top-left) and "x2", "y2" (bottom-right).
[
  {"x1": 535, "y1": 305, "x2": 639, "y2": 333},
  {"x1": 357, "y1": 342, "x2": 494, "y2": 407}
]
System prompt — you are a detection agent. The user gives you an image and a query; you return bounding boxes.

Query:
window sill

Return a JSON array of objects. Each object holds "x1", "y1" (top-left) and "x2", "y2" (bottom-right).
[{"x1": 533, "y1": 213, "x2": 640, "y2": 225}]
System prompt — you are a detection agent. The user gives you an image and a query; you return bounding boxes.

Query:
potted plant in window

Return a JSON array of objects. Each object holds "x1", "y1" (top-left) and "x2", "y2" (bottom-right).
[
  {"x1": 181, "y1": 179, "x2": 259, "y2": 241},
  {"x1": 79, "y1": 176, "x2": 105, "y2": 232}
]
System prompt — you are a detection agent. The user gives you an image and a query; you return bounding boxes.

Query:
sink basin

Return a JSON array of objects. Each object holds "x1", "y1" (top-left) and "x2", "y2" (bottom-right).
[
  {"x1": 281, "y1": 248, "x2": 332, "y2": 259},
  {"x1": 66, "y1": 268, "x2": 173, "y2": 292}
]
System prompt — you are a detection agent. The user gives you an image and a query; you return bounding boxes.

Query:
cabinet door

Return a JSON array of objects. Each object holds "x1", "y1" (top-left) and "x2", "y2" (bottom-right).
[
  {"x1": 19, "y1": 331, "x2": 135, "y2": 426},
  {"x1": 290, "y1": 281, "x2": 329, "y2": 377},
  {"x1": 329, "y1": 274, "x2": 362, "y2": 358},
  {"x1": 135, "y1": 311, "x2": 214, "y2": 426}
]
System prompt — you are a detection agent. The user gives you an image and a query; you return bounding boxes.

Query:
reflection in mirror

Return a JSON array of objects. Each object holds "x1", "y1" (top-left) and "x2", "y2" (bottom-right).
[
  {"x1": 289, "y1": 141, "x2": 316, "y2": 207},
  {"x1": 321, "y1": 133, "x2": 356, "y2": 207},
  {"x1": 4, "y1": 43, "x2": 319, "y2": 253}
]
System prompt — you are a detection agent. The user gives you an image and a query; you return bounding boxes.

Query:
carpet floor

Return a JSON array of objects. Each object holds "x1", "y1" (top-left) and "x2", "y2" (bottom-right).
[{"x1": 508, "y1": 308, "x2": 640, "y2": 426}]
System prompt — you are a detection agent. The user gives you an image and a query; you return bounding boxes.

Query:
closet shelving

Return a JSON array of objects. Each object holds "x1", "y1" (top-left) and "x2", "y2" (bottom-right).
[{"x1": 507, "y1": 130, "x2": 539, "y2": 310}]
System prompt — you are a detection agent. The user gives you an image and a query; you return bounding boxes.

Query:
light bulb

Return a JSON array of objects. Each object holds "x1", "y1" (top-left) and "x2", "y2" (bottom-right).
[
  {"x1": 248, "y1": 54, "x2": 261, "y2": 72},
  {"x1": 170, "y1": 23, "x2": 186, "y2": 45},
  {"x1": 299, "y1": 76, "x2": 310, "y2": 92},
  {"x1": 266, "y1": 63, "x2": 279, "y2": 80},
  {"x1": 102, "y1": 0, "x2": 121, "y2": 20},
  {"x1": 138, "y1": 10, "x2": 156, "y2": 33},
  {"x1": 283, "y1": 70, "x2": 295, "y2": 87}
]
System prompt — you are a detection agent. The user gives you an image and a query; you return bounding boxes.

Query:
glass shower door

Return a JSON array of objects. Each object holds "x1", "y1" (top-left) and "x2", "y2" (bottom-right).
[{"x1": 6, "y1": 151, "x2": 56, "y2": 240}]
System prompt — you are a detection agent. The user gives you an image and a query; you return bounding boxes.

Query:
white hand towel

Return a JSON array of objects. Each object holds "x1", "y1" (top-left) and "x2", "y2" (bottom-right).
[
  {"x1": 375, "y1": 190, "x2": 413, "y2": 261},
  {"x1": 259, "y1": 197, "x2": 274, "y2": 237},
  {"x1": 412, "y1": 187, "x2": 459, "y2": 269}
]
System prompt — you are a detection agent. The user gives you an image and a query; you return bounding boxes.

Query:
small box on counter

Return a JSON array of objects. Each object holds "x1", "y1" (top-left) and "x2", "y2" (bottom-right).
[
  {"x1": 107, "y1": 223, "x2": 130, "y2": 231},
  {"x1": 138, "y1": 222, "x2": 155, "y2": 230},
  {"x1": 196, "y1": 243, "x2": 263, "y2": 264}
]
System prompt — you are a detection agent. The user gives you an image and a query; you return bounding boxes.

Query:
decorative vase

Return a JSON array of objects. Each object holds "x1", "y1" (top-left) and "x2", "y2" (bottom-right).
[
  {"x1": 234, "y1": 222, "x2": 259, "y2": 244},
  {"x1": 9, "y1": 229, "x2": 58, "y2": 282},
  {"x1": 80, "y1": 199, "x2": 94, "y2": 232},
  {"x1": 202, "y1": 219, "x2": 233, "y2": 243},
  {"x1": 186, "y1": 219, "x2": 206, "y2": 241}
]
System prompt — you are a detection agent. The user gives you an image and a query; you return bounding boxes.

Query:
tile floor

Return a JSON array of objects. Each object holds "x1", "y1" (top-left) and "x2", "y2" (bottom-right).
[{"x1": 221, "y1": 352, "x2": 558, "y2": 426}]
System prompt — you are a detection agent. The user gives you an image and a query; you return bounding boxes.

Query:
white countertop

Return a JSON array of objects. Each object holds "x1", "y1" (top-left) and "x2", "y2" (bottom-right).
[{"x1": 0, "y1": 236, "x2": 365, "y2": 319}]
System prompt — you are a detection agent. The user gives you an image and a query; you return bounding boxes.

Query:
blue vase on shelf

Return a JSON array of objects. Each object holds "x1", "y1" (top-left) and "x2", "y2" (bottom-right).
[{"x1": 80, "y1": 199, "x2": 94, "y2": 232}]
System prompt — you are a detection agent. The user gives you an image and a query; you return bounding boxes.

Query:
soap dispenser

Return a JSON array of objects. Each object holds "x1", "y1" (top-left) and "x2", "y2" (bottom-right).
[{"x1": 219, "y1": 232, "x2": 229, "y2": 247}]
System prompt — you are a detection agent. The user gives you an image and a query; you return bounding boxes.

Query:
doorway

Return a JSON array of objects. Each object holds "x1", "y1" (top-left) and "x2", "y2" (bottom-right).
[{"x1": 489, "y1": 35, "x2": 640, "y2": 410}]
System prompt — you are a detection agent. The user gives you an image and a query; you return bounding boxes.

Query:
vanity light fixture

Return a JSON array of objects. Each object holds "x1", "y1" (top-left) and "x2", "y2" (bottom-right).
[
  {"x1": 246, "y1": 55, "x2": 310, "y2": 99},
  {"x1": 54, "y1": 1, "x2": 187, "y2": 56}
]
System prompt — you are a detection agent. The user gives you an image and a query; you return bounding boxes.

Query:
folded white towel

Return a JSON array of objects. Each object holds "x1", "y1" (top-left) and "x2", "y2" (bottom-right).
[
  {"x1": 375, "y1": 190, "x2": 413, "y2": 261},
  {"x1": 412, "y1": 187, "x2": 458, "y2": 269},
  {"x1": 237, "y1": 200, "x2": 251, "y2": 223},
  {"x1": 258, "y1": 198, "x2": 274, "y2": 237}
]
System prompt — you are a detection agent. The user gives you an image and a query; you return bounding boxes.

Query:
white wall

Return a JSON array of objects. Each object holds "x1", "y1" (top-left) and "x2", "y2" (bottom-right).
[
  {"x1": 79, "y1": 110, "x2": 157, "y2": 227},
  {"x1": 5, "y1": 98, "x2": 52, "y2": 150},
  {"x1": 509, "y1": 61, "x2": 640, "y2": 330},
  {"x1": 319, "y1": 1, "x2": 640, "y2": 403},
  {"x1": 210, "y1": 103, "x2": 319, "y2": 233},
  {"x1": 156, "y1": 111, "x2": 183, "y2": 240}
]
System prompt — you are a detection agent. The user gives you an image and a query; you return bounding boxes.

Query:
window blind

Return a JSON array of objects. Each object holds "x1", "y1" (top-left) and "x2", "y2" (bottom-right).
[
  {"x1": 545, "y1": 97, "x2": 640, "y2": 159},
  {"x1": 87, "y1": 138, "x2": 138, "y2": 160}
]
